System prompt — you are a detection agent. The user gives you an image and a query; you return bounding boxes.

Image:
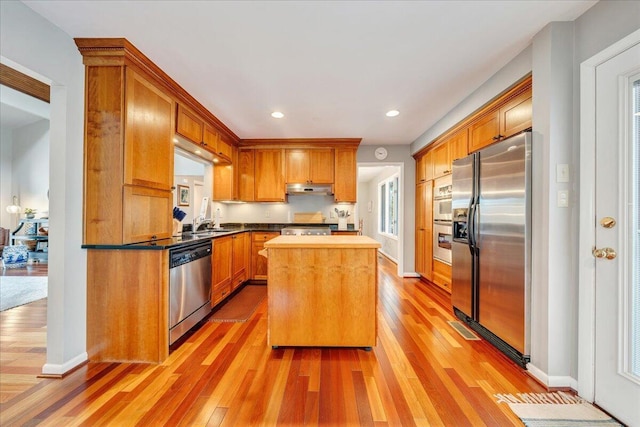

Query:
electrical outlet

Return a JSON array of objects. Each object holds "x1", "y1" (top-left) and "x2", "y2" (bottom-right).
[
  {"x1": 557, "y1": 190, "x2": 569, "y2": 208},
  {"x1": 265, "y1": 210, "x2": 270, "y2": 218},
  {"x1": 330, "y1": 210, "x2": 335, "y2": 219},
  {"x1": 556, "y1": 164, "x2": 570, "y2": 183}
]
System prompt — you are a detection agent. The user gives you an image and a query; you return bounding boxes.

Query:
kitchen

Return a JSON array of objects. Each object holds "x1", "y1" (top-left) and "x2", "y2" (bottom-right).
[{"x1": 1, "y1": 1, "x2": 639, "y2": 425}]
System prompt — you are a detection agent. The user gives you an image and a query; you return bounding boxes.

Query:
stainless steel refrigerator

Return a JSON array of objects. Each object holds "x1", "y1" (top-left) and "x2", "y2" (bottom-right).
[{"x1": 451, "y1": 131, "x2": 531, "y2": 367}]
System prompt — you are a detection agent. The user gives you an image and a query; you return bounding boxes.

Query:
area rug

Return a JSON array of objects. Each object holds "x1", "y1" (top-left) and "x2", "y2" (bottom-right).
[
  {"x1": 209, "y1": 285, "x2": 266, "y2": 322},
  {"x1": 495, "y1": 392, "x2": 622, "y2": 426},
  {"x1": 0, "y1": 276, "x2": 48, "y2": 311}
]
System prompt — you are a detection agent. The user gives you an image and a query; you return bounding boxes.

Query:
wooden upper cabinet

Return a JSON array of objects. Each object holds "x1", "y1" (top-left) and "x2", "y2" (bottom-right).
[
  {"x1": 178, "y1": 105, "x2": 233, "y2": 164},
  {"x1": 432, "y1": 142, "x2": 450, "y2": 179},
  {"x1": 238, "y1": 149, "x2": 255, "y2": 202},
  {"x1": 469, "y1": 85, "x2": 532, "y2": 153},
  {"x1": 176, "y1": 104, "x2": 204, "y2": 144},
  {"x1": 449, "y1": 128, "x2": 469, "y2": 163},
  {"x1": 254, "y1": 149, "x2": 285, "y2": 201},
  {"x1": 213, "y1": 145, "x2": 239, "y2": 201},
  {"x1": 334, "y1": 147, "x2": 357, "y2": 203},
  {"x1": 123, "y1": 186, "x2": 172, "y2": 244},
  {"x1": 432, "y1": 128, "x2": 469, "y2": 179},
  {"x1": 285, "y1": 149, "x2": 334, "y2": 184},
  {"x1": 124, "y1": 68, "x2": 174, "y2": 191},
  {"x1": 416, "y1": 151, "x2": 434, "y2": 184},
  {"x1": 500, "y1": 89, "x2": 532, "y2": 138},
  {"x1": 82, "y1": 63, "x2": 172, "y2": 245},
  {"x1": 216, "y1": 134, "x2": 233, "y2": 162},
  {"x1": 469, "y1": 109, "x2": 501, "y2": 153},
  {"x1": 202, "y1": 124, "x2": 219, "y2": 154}
]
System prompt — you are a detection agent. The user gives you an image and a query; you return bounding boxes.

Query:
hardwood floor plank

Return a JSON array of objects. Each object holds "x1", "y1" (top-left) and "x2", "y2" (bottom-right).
[{"x1": 1, "y1": 255, "x2": 554, "y2": 425}]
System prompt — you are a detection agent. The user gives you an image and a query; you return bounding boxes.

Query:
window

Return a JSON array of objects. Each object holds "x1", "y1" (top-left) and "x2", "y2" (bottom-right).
[{"x1": 378, "y1": 174, "x2": 399, "y2": 237}]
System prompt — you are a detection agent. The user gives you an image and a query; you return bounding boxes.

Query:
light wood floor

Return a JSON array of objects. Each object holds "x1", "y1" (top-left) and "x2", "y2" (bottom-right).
[{"x1": 0, "y1": 256, "x2": 546, "y2": 425}]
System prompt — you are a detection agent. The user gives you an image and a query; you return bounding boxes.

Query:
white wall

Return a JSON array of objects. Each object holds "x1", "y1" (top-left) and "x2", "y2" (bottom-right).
[
  {"x1": 1, "y1": 0, "x2": 87, "y2": 375},
  {"x1": 0, "y1": 128, "x2": 13, "y2": 229},
  {"x1": 11, "y1": 119, "x2": 50, "y2": 217},
  {"x1": 213, "y1": 197, "x2": 356, "y2": 227}
]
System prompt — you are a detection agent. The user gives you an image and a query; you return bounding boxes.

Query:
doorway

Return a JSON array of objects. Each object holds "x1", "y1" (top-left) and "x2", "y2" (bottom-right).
[
  {"x1": 579, "y1": 30, "x2": 640, "y2": 425},
  {"x1": 357, "y1": 163, "x2": 404, "y2": 276}
]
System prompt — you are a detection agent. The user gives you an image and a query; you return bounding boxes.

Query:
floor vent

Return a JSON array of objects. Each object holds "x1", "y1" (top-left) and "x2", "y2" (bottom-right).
[{"x1": 448, "y1": 321, "x2": 480, "y2": 341}]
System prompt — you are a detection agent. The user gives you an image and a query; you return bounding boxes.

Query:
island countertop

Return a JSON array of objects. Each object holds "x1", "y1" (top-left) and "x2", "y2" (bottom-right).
[{"x1": 264, "y1": 235, "x2": 381, "y2": 249}]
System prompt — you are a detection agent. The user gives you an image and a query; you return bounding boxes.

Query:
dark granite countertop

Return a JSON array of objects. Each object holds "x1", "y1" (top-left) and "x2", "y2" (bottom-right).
[{"x1": 82, "y1": 222, "x2": 356, "y2": 250}]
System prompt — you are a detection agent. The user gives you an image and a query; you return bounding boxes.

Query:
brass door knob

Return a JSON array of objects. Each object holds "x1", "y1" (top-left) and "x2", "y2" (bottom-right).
[
  {"x1": 600, "y1": 217, "x2": 616, "y2": 228},
  {"x1": 592, "y1": 247, "x2": 617, "y2": 260}
]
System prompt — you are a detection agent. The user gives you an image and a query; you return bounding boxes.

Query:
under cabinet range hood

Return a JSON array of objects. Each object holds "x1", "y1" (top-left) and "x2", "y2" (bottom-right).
[{"x1": 285, "y1": 183, "x2": 333, "y2": 195}]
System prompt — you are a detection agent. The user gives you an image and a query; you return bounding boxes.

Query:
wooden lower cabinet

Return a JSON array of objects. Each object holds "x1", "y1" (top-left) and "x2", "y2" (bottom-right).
[
  {"x1": 87, "y1": 249, "x2": 169, "y2": 363},
  {"x1": 212, "y1": 236, "x2": 232, "y2": 306},
  {"x1": 231, "y1": 232, "x2": 250, "y2": 290},
  {"x1": 432, "y1": 259, "x2": 452, "y2": 293},
  {"x1": 251, "y1": 231, "x2": 279, "y2": 280},
  {"x1": 266, "y1": 239, "x2": 380, "y2": 347}
]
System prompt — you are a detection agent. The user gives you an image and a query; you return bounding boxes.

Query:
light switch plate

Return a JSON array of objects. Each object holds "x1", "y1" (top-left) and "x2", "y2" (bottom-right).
[{"x1": 556, "y1": 164, "x2": 570, "y2": 183}]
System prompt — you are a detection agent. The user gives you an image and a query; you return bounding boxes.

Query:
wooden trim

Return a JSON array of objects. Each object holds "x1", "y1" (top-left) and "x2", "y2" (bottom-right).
[
  {"x1": 75, "y1": 38, "x2": 240, "y2": 144},
  {"x1": 0, "y1": 63, "x2": 50, "y2": 103},
  {"x1": 413, "y1": 74, "x2": 531, "y2": 159},
  {"x1": 239, "y1": 138, "x2": 361, "y2": 149}
]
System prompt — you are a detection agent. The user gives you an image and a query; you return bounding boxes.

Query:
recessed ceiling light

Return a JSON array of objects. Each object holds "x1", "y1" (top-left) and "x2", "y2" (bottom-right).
[
  {"x1": 386, "y1": 110, "x2": 400, "y2": 117},
  {"x1": 173, "y1": 138, "x2": 179, "y2": 144},
  {"x1": 271, "y1": 111, "x2": 284, "y2": 119},
  {"x1": 195, "y1": 150, "x2": 201, "y2": 154}
]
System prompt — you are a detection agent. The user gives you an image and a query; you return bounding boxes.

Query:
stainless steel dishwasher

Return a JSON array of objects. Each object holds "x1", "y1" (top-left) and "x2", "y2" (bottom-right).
[{"x1": 169, "y1": 240, "x2": 212, "y2": 345}]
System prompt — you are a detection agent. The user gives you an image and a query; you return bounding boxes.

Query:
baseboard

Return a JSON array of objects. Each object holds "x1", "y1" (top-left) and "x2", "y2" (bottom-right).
[
  {"x1": 377, "y1": 250, "x2": 397, "y2": 264},
  {"x1": 403, "y1": 272, "x2": 420, "y2": 278},
  {"x1": 41, "y1": 352, "x2": 88, "y2": 377},
  {"x1": 526, "y1": 362, "x2": 578, "y2": 391}
]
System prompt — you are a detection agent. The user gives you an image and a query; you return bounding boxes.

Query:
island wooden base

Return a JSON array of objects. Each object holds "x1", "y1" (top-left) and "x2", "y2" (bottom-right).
[{"x1": 266, "y1": 237, "x2": 380, "y2": 348}]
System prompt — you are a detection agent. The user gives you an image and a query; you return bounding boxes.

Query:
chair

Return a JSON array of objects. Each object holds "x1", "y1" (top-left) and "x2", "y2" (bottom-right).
[{"x1": 0, "y1": 227, "x2": 9, "y2": 258}]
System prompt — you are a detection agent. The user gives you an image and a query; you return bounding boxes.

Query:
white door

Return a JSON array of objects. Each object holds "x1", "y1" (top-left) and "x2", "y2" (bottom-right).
[{"x1": 594, "y1": 41, "x2": 640, "y2": 426}]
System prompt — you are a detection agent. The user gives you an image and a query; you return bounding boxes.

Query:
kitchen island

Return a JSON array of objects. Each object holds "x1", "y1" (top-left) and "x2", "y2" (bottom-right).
[{"x1": 264, "y1": 235, "x2": 381, "y2": 349}]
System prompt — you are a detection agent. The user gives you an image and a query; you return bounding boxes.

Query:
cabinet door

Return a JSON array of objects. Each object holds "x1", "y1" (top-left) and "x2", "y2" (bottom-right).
[
  {"x1": 216, "y1": 135, "x2": 233, "y2": 162},
  {"x1": 124, "y1": 69, "x2": 174, "y2": 190},
  {"x1": 213, "y1": 164, "x2": 234, "y2": 201},
  {"x1": 432, "y1": 259, "x2": 452, "y2": 293},
  {"x1": 212, "y1": 236, "x2": 232, "y2": 306},
  {"x1": 285, "y1": 150, "x2": 309, "y2": 183},
  {"x1": 334, "y1": 148, "x2": 357, "y2": 202},
  {"x1": 425, "y1": 150, "x2": 434, "y2": 181},
  {"x1": 251, "y1": 232, "x2": 278, "y2": 280},
  {"x1": 176, "y1": 104, "x2": 203, "y2": 144},
  {"x1": 500, "y1": 91, "x2": 532, "y2": 138},
  {"x1": 202, "y1": 124, "x2": 219, "y2": 154},
  {"x1": 416, "y1": 154, "x2": 429, "y2": 184},
  {"x1": 449, "y1": 129, "x2": 469, "y2": 163},
  {"x1": 254, "y1": 149, "x2": 285, "y2": 201},
  {"x1": 122, "y1": 186, "x2": 172, "y2": 244},
  {"x1": 469, "y1": 109, "x2": 500, "y2": 153},
  {"x1": 238, "y1": 149, "x2": 255, "y2": 202},
  {"x1": 432, "y1": 142, "x2": 450, "y2": 178},
  {"x1": 309, "y1": 149, "x2": 334, "y2": 184},
  {"x1": 231, "y1": 233, "x2": 249, "y2": 290},
  {"x1": 415, "y1": 181, "x2": 433, "y2": 279}
]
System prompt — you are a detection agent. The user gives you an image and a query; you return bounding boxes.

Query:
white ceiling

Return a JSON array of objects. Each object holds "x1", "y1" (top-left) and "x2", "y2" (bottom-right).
[{"x1": 22, "y1": 0, "x2": 596, "y2": 146}]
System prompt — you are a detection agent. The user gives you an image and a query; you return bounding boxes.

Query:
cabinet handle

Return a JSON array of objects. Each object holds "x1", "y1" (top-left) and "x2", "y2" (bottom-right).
[
  {"x1": 151, "y1": 235, "x2": 157, "y2": 240},
  {"x1": 443, "y1": 170, "x2": 450, "y2": 174}
]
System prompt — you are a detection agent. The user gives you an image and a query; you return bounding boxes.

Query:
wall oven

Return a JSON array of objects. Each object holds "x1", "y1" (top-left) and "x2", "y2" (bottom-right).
[
  {"x1": 433, "y1": 222, "x2": 452, "y2": 264},
  {"x1": 433, "y1": 175, "x2": 452, "y2": 222}
]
